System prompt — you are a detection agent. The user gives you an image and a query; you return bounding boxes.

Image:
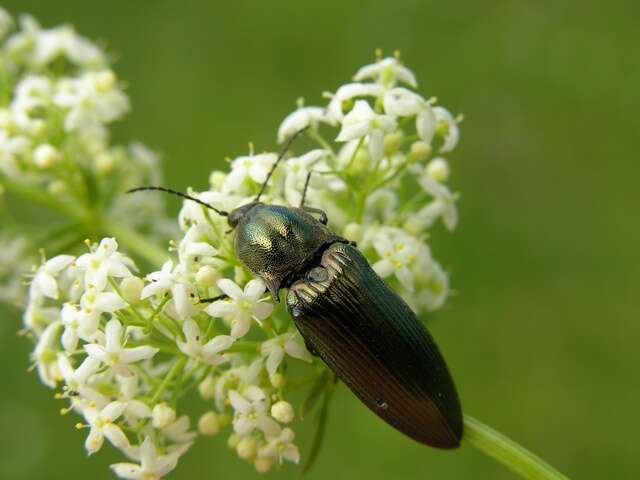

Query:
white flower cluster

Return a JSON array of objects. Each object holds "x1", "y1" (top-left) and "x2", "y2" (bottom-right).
[
  {"x1": 17, "y1": 13, "x2": 463, "y2": 478},
  {"x1": 0, "y1": 9, "x2": 171, "y2": 306}
]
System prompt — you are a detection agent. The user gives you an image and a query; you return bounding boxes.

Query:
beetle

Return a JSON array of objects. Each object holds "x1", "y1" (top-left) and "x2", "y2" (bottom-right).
[{"x1": 129, "y1": 130, "x2": 463, "y2": 449}]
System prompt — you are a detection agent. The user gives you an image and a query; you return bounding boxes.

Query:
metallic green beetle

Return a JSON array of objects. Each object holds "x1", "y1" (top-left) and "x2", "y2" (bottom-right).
[{"x1": 129, "y1": 132, "x2": 463, "y2": 449}]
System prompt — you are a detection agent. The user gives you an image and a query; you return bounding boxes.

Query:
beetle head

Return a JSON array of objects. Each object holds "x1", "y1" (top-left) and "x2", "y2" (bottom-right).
[{"x1": 227, "y1": 202, "x2": 262, "y2": 229}]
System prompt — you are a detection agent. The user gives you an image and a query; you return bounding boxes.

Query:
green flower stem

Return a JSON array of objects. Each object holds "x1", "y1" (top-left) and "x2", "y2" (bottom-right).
[
  {"x1": 0, "y1": 175, "x2": 168, "y2": 267},
  {"x1": 227, "y1": 340, "x2": 260, "y2": 353},
  {"x1": 0, "y1": 174, "x2": 88, "y2": 221},
  {"x1": 151, "y1": 357, "x2": 186, "y2": 404},
  {"x1": 463, "y1": 415, "x2": 569, "y2": 480}
]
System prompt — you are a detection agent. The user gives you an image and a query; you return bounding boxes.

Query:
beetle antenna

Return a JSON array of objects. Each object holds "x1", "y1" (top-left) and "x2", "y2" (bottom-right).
[
  {"x1": 126, "y1": 186, "x2": 229, "y2": 217},
  {"x1": 254, "y1": 127, "x2": 308, "y2": 202},
  {"x1": 300, "y1": 171, "x2": 312, "y2": 207}
]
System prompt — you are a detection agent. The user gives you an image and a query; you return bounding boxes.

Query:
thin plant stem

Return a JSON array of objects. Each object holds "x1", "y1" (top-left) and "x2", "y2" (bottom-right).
[
  {"x1": 463, "y1": 415, "x2": 570, "y2": 480},
  {"x1": 151, "y1": 357, "x2": 186, "y2": 404}
]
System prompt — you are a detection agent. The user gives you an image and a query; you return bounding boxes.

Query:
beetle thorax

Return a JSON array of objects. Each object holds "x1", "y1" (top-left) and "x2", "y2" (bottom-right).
[{"x1": 232, "y1": 204, "x2": 344, "y2": 300}]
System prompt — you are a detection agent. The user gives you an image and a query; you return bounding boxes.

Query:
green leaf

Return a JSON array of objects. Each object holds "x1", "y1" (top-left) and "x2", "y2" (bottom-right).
[
  {"x1": 302, "y1": 378, "x2": 335, "y2": 476},
  {"x1": 300, "y1": 369, "x2": 330, "y2": 420}
]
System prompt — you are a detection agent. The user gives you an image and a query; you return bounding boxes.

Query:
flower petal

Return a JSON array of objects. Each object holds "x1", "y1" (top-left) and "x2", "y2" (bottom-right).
[
  {"x1": 119, "y1": 346, "x2": 158, "y2": 364},
  {"x1": 244, "y1": 279, "x2": 266, "y2": 300},
  {"x1": 216, "y1": 278, "x2": 243, "y2": 299}
]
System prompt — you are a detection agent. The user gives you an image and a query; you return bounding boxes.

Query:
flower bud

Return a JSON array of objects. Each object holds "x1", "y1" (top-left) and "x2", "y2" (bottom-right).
[
  {"x1": 403, "y1": 217, "x2": 426, "y2": 236},
  {"x1": 409, "y1": 140, "x2": 431, "y2": 162},
  {"x1": 198, "y1": 411, "x2": 220, "y2": 436},
  {"x1": 198, "y1": 375, "x2": 216, "y2": 399},
  {"x1": 236, "y1": 436, "x2": 257, "y2": 460},
  {"x1": 426, "y1": 157, "x2": 450, "y2": 182},
  {"x1": 96, "y1": 70, "x2": 116, "y2": 92},
  {"x1": 254, "y1": 457, "x2": 273, "y2": 473},
  {"x1": 227, "y1": 433, "x2": 240, "y2": 449},
  {"x1": 34, "y1": 144, "x2": 60, "y2": 169},
  {"x1": 270, "y1": 373, "x2": 285, "y2": 388},
  {"x1": 343, "y1": 222, "x2": 363, "y2": 243},
  {"x1": 120, "y1": 276, "x2": 143, "y2": 304},
  {"x1": 196, "y1": 265, "x2": 219, "y2": 288},
  {"x1": 209, "y1": 171, "x2": 226, "y2": 190},
  {"x1": 271, "y1": 401, "x2": 294, "y2": 423},
  {"x1": 152, "y1": 402, "x2": 176, "y2": 429},
  {"x1": 384, "y1": 131, "x2": 403, "y2": 156},
  {"x1": 96, "y1": 152, "x2": 116, "y2": 175}
]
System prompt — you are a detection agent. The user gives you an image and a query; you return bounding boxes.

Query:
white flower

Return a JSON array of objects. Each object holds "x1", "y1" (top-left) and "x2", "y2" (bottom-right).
[
  {"x1": 382, "y1": 87, "x2": 426, "y2": 116},
  {"x1": 76, "y1": 238, "x2": 133, "y2": 291},
  {"x1": 140, "y1": 261, "x2": 194, "y2": 320},
  {"x1": 84, "y1": 319, "x2": 158, "y2": 376},
  {"x1": 223, "y1": 152, "x2": 277, "y2": 194},
  {"x1": 260, "y1": 332, "x2": 312, "y2": 378},
  {"x1": 177, "y1": 319, "x2": 234, "y2": 366},
  {"x1": 12, "y1": 17, "x2": 106, "y2": 69},
  {"x1": 162, "y1": 415, "x2": 197, "y2": 443},
  {"x1": 416, "y1": 106, "x2": 437, "y2": 145},
  {"x1": 277, "y1": 104, "x2": 335, "y2": 143},
  {"x1": 382, "y1": 88, "x2": 437, "y2": 145},
  {"x1": 418, "y1": 176, "x2": 458, "y2": 231},
  {"x1": 22, "y1": 303, "x2": 59, "y2": 336},
  {"x1": 110, "y1": 436, "x2": 189, "y2": 480},
  {"x1": 83, "y1": 401, "x2": 129, "y2": 455},
  {"x1": 30, "y1": 254, "x2": 74, "y2": 300},
  {"x1": 228, "y1": 388, "x2": 281, "y2": 437},
  {"x1": 117, "y1": 375, "x2": 152, "y2": 425},
  {"x1": 415, "y1": 260, "x2": 449, "y2": 311},
  {"x1": 11, "y1": 75, "x2": 52, "y2": 135},
  {"x1": 54, "y1": 70, "x2": 129, "y2": 131},
  {"x1": 283, "y1": 149, "x2": 330, "y2": 206},
  {"x1": 433, "y1": 106, "x2": 460, "y2": 152},
  {"x1": 213, "y1": 358, "x2": 263, "y2": 411},
  {"x1": 177, "y1": 224, "x2": 219, "y2": 268},
  {"x1": 73, "y1": 286, "x2": 126, "y2": 343},
  {"x1": 205, "y1": 279, "x2": 273, "y2": 339},
  {"x1": 371, "y1": 229, "x2": 422, "y2": 291},
  {"x1": 33, "y1": 321, "x2": 62, "y2": 388},
  {"x1": 57, "y1": 354, "x2": 102, "y2": 401},
  {"x1": 336, "y1": 100, "x2": 396, "y2": 162},
  {"x1": 354, "y1": 56, "x2": 417, "y2": 88},
  {"x1": 59, "y1": 302, "x2": 109, "y2": 353},
  {"x1": 258, "y1": 428, "x2": 300, "y2": 464},
  {"x1": 326, "y1": 82, "x2": 384, "y2": 121}
]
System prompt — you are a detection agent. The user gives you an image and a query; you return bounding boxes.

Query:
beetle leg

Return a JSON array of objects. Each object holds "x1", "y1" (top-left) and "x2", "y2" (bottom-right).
[
  {"x1": 198, "y1": 293, "x2": 228, "y2": 304},
  {"x1": 302, "y1": 205, "x2": 328, "y2": 225},
  {"x1": 298, "y1": 171, "x2": 329, "y2": 224}
]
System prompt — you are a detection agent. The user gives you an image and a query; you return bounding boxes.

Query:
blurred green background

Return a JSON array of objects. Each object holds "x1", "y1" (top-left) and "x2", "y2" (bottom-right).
[{"x1": 1, "y1": 1, "x2": 639, "y2": 478}]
